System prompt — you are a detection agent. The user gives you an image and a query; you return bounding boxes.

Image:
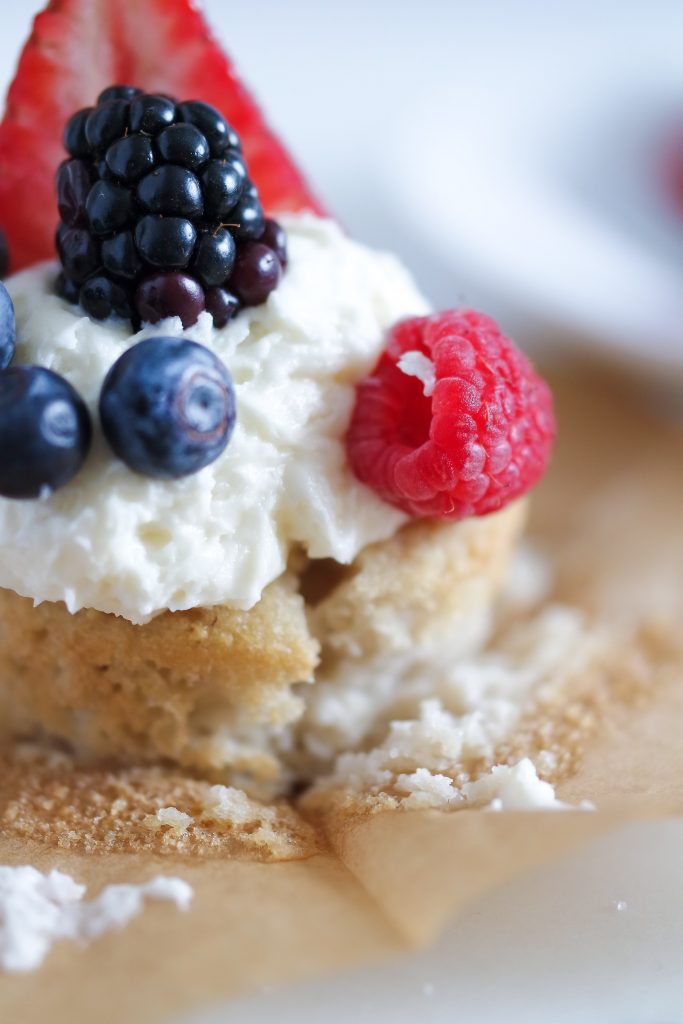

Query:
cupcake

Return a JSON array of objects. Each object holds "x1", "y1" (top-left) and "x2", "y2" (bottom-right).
[{"x1": 0, "y1": 0, "x2": 554, "y2": 800}]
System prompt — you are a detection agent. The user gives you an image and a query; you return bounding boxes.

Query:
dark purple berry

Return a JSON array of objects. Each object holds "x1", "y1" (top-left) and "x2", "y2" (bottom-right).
[
  {"x1": 86, "y1": 180, "x2": 133, "y2": 236},
  {"x1": 56, "y1": 159, "x2": 94, "y2": 228},
  {"x1": 104, "y1": 134, "x2": 154, "y2": 183},
  {"x1": 129, "y1": 94, "x2": 177, "y2": 135},
  {"x1": 200, "y1": 160, "x2": 243, "y2": 219},
  {"x1": 80, "y1": 275, "x2": 134, "y2": 321},
  {"x1": 85, "y1": 100, "x2": 130, "y2": 153},
  {"x1": 56, "y1": 271, "x2": 81, "y2": 305},
  {"x1": 223, "y1": 148, "x2": 247, "y2": 184},
  {"x1": 136, "y1": 165, "x2": 203, "y2": 217},
  {"x1": 260, "y1": 218, "x2": 288, "y2": 267},
  {"x1": 205, "y1": 287, "x2": 239, "y2": 329},
  {"x1": 58, "y1": 88, "x2": 285, "y2": 328},
  {"x1": 135, "y1": 272, "x2": 205, "y2": 328},
  {"x1": 99, "y1": 337, "x2": 235, "y2": 479},
  {"x1": 229, "y1": 242, "x2": 281, "y2": 306},
  {"x1": 101, "y1": 231, "x2": 143, "y2": 280},
  {"x1": 0, "y1": 281, "x2": 16, "y2": 369},
  {"x1": 134, "y1": 216, "x2": 196, "y2": 269},
  {"x1": 232, "y1": 194, "x2": 265, "y2": 242},
  {"x1": 155, "y1": 124, "x2": 209, "y2": 169},
  {"x1": 192, "y1": 228, "x2": 236, "y2": 288},
  {"x1": 177, "y1": 100, "x2": 238, "y2": 156},
  {"x1": 0, "y1": 228, "x2": 10, "y2": 279},
  {"x1": 96, "y1": 159, "x2": 117, "y2": 182},
  {"x1": 56, "y1": 226, "x2": 101, "y2": 283},
  {"x1": 64, "y1": 107, "x2": 94, "y2": 159},
  {"x1": 97, "y1": 85, "x2": 142, "y2": 104},
  {"x1": 0, "y1": 365, "x2": 92, "y2": 499}
]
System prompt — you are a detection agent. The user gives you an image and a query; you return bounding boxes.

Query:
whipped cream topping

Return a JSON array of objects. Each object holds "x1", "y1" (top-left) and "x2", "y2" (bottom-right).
[{"x1": 2, "y1": 215, "x2": 428, "y2": 622}]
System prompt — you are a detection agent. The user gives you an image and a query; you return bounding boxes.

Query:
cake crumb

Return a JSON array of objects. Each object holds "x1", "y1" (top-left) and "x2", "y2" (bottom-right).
[
  {"x1": 143, "y1": 806, "x2": 193, "y2": 834},
  {"x1": 0, "y1": 866, "x2": 191, "y2": 973}
]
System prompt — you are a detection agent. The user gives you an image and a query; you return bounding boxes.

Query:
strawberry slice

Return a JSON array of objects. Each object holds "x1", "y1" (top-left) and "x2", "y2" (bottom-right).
[{"x1": 0, "y1": 0, "x2": 324, "y2": 273}]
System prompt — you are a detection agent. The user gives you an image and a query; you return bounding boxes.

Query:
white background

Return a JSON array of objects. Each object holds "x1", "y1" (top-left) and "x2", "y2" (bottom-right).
[{"x1": 1, "y1": 4, "x2": 683, "y2": 1022}]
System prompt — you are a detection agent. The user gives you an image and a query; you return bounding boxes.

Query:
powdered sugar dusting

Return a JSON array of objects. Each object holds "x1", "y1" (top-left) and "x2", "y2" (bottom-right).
[{"x1": 0, "y1": 866, "x2": 192, "y2": 973}]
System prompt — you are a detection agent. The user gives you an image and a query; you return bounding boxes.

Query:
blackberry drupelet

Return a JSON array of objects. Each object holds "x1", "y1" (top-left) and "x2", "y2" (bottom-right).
[
  {"x1": 57, "y1": 86, "x2": 287, "y2": 327},
  {"x1": 0, "y1": 228, "x2": 10, "y2": 279}
]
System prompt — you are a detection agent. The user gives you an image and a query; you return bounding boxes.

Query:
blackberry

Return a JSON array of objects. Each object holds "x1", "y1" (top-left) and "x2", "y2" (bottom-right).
[
  {"x1": 80, "y1": 275, "x2": 134, "y2": 321},
  {"x1": 205, "y1": 287, "x2": 239, "y2": 329},
  {"x1": 55, "y1": 86, "x2": 286, "y2": 327},
  {"x1": 230, "y1": 242, "x2": 281, "y2": 306},
  {"x1": 0, "y1": 228, "x2": 10, "y2": 279}
]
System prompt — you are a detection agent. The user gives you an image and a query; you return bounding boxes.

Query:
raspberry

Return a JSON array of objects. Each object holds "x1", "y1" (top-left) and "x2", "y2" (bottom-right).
[{"x1": 346, "y1": 311, "x2": 555, "y2": 520}]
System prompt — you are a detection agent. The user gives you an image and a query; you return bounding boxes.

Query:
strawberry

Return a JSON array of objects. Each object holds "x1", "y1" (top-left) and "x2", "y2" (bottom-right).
[{"x1": 0, "y1": 0, "x2": 323, "y2": 273}]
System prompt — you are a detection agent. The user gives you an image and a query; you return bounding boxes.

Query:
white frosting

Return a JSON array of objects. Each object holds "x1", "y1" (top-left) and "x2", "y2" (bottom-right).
[
  {"x1": 2, "y1": 214, "x2": 427, "y2": 622},
  {"x1": 0, "y1": 866, "x2": 192, "y2": 973}
]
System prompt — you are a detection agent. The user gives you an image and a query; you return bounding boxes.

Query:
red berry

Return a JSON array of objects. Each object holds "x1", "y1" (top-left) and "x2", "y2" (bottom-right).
[
  {"x1": 0, "y1": 0, "x2": 324, "y2": 273},
  {"x1": 346, "y1": 311, "x2": 555, "y2": 520}
]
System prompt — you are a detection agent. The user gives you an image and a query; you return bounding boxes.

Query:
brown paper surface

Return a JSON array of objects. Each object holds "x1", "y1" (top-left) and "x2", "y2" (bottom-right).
[{"x1": 1, "y1": 360, "x2": 682, "y2": 1023}]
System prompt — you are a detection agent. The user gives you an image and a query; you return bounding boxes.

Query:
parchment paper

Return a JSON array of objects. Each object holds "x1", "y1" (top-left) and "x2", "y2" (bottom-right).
[{"x1": 1, "y1": 360, "x2": 682, "y2": 1024}]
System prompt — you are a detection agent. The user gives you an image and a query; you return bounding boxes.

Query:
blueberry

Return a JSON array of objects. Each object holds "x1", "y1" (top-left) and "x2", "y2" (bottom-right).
[
  {"x1": 135, "y1": 272, "x2": 205, "y2": 329},
  {"x1": 101, "y1": 230, "x2": 143, "y2": 280},
  {"x1": 56, "y1": 226, "x2": 101, "y2": 283},
  {"x1": 0, "y1": 281, "x2": 16, "y2": 369},
  {"x1": 99, "y1": 337, "x2": 235, "y2": 479},
  {"x1": 134, "y1": 215, "x2": 196, "y2": 269},
  {"x1": 228, "y1": 242, "x2": 280, "y2": 306},
  {"x1": 0, "y1": 366, "x2": 92, "y2": 499},
  {"x1": 105, "y1": 134, "x2": 155, "y2": 183},
  {"x1": 97, "y1": 84, "x2": 142, "y2": 104},
  {"x1": 129, "y1": 94, "x2": 176, "y2": 135},
  {"x1": 56, "y1": 159, "x2": 94, "y2": 228},
  {"x1": 136, "y1": 165, "x2": 203, "y2": 218},
  {"x1": 85, "y1": 100, "x2": 130, "y2": 153},
  {"x1": 86, "y1": 180, "x2": 133, "y2": 236},
  {"x1": 177, "y1": 100, "x2": 239, "y2": 156},
  {"x1": 260, "y1": 218, "x2": 288, "y2": 267},
  {"x1": 205, "y1": 287, "x2": 239, "y2": 329},
  {"x1": 55, "y1": 271, "x2": 81, "y2": 305},
  {"x1": 200, "y1": 159, "x2": 243, "y2": 219},
  {"x1": 231, "y1": 194, "x2": 265, "y2": 242},
  {"x1": 64, "y1": 107, "x2": 94, "y2": 159},
  {"x1": 0, "y1": 228, "x2": 10, "y2": 279},
  {"x1": 80, "y1": 274, "x2": 134, "y2": 321},
  {"x1": 155, "y1": 124, "x2": 209, "y2": 169},
  {"x1": 192, "y1": 228, "x2": 236, "y2": 287}
]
